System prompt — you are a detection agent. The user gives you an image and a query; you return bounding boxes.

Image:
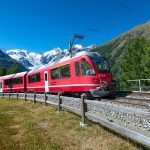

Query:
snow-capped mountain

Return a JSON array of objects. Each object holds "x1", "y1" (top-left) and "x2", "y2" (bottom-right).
[
  {"x1": 41, "y1": 48, "x2": 62, "y2": 64},
  {"x1": 0, "y1": 49, "x2": 27, "y2": 71},
  {"x1": 5, "y1": 44, "x2": 96, "y2": 70},
  {"x1": 5, "y1": 49, "x2": 42, "y2": 69}
]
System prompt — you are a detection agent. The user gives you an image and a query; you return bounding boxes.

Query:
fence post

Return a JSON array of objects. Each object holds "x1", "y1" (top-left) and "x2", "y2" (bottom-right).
[
  {"x1": 33, "y1": 92, "x2": 36, "y2": 103},
  {"x1": 16, "y1": 92, "x2": 18, "y2": 99},
  {"x1": 9, "y1": 92, "x2": 10, "y2": 99},
  {"x1": 80, "y1": 93, "x2": 87, "y2": 127},
  {"x1": 2, "y1": 92, "x2": 4, "y2": 98},
  {"x1": 149, "y1": 104, "x2": 150, "y2": 117},
  {"x1": 139, "y1": 80, "x2": 142, "y2": 92},
  {"x1": 58, "y1": 92, "x2": 62, "y2": 111},
  {"x1": 44, "y1": 92, "x2": 47, "y2": 106},
  {"x1": 24, "y1": 92, "x2": 27, "y2": 101}
]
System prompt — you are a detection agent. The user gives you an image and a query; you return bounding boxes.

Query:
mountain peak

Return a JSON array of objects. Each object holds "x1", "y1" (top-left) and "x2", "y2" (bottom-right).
[
  {"x1": 43, "y1": 47, "x2": 62, "y2": 57},
  {"x1": 0, "y1": 49, "x2": 27, "y2": 71}
]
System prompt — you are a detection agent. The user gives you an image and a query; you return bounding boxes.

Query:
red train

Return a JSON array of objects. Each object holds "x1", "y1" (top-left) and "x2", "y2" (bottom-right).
[{"x1": 0, "y1": 52, "x2": 115, "y2": 97}]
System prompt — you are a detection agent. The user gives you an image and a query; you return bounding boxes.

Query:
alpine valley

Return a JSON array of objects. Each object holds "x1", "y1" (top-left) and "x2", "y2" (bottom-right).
[{"x1": 1, "y1": 21, "x2": 150, "y2": 86}]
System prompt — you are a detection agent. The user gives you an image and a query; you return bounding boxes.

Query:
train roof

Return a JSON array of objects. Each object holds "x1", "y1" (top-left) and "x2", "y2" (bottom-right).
[{"x1": 0, "y1": 71, "x2": 27, "y2": 79}]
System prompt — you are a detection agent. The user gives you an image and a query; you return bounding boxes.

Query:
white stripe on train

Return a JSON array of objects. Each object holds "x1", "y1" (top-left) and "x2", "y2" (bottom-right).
[{"x1": 3, "y1": 84, "x2": 106, "y2": 90}]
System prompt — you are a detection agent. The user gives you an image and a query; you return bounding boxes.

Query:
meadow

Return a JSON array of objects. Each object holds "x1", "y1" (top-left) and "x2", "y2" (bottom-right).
[{"x1": 0, "y1": 98, "x2": 139, "y2": 150}]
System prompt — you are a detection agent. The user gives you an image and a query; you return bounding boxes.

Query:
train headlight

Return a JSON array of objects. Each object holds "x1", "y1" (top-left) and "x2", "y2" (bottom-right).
[
  {"x1": 96, "y1": 87, "x2": 101, "y2": 90},
  {"x1": 93, "y1": 78, "x2": 99, "y2": 82}
]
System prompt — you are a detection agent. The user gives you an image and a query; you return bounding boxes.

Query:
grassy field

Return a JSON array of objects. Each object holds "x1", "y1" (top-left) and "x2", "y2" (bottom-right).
[{"x1": 0, "y1": 98, "x2": 140, "y2": 150}]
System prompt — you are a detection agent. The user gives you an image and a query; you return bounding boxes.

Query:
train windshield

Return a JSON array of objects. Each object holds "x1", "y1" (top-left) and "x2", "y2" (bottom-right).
[{"x1": 91, "y1": 57, "x2": 110, "y2": 73}]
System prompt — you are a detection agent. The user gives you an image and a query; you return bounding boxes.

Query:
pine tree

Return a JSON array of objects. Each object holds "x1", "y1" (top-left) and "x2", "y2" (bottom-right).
[
  {"x1": 0, "y1": 66, "x2": 6, "y2": 76},
  {"x1": 120, "y1": 37, "x2": 150, "y2": 89},
  {"x1": 7, "y1": 64, "x2": 21, "y2": 75}
]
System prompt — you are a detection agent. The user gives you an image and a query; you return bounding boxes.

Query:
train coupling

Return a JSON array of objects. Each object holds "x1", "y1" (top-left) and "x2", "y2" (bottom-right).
[
  {"x1": 90, "y1": 89, "x2": 110, "y2": 97},
  {"x1": 90, "y1": 83, "x2": 115, "y2": 97}
]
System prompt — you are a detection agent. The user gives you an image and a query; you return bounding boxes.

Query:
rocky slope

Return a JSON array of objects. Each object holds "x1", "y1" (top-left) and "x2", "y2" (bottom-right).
[{"x1": 0, "y1": 49, "x2": 27, "y2": 71}]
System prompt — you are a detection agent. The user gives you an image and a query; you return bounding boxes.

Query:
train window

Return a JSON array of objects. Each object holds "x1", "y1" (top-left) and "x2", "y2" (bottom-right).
[
  {"x1": 92, "y1": 57, "x2": 110, "y2": 73},
  {"x1": 51, "y1": 68, "x2": 59, "y2": 79},
  {"x1": 28, "y1": 73, "x2": 41, "y2": 83},
  {"x1": 81, "y1": 61, "x2": 95, "y2": 76},
  {"x1": 4, "y1": 79, "x2": 12, "y2": 85},
  {"x1": 13, "y1": 77, "x2": 23, "y2": 84},
  {"x1": 0, "y1": 82, "x2": 1, "y2": 88},
  {"x1": 45, "y1": 73, "x2": 48, "y2": 81},
  {"x1": 75, "y1": 62, "x2": 80, "y2": 76},
  {"x1": 59, "y1": 64, "x2": 71, "y2": 78},
  {"x1": 4, "y1": 80, "x2": 8, "y2": 85},
  {"x1": 36, "y1": 73, "x2": 40, "y2": 81}
]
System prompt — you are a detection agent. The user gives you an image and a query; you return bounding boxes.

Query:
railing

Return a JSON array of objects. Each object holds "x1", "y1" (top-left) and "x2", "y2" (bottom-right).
[
  {"x1": 0, "y1": 92, "x2": 150, "y2": 148},
  {"x1": 127, "y1": 79, "x2": 150, "y2": 93}
]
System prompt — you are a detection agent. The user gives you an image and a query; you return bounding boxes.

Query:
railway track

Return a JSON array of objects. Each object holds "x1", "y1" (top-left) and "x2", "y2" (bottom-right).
[
  {"x1": 100, "y1": 98, "x2": 149, "y2": 109},
  {"x1": 99, "y1": 92, "x2": 150, "y2": 109}
]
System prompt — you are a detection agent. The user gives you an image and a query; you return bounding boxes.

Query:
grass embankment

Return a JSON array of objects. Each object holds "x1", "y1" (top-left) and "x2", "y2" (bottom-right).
[{"x1": 0, "y1": 98, "x2": 139, "y2": 150}]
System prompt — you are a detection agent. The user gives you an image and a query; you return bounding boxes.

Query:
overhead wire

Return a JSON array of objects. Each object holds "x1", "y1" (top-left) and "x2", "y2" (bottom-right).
[
  {"x1": 68, "y1": 0, "x2": 150, "y2": 51},
  {"x1": 68, "y1": 1, "x2": 124, "y2": 48}
]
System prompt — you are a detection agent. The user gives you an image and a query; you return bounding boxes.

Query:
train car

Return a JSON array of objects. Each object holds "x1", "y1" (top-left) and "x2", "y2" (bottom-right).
[
  {"x1": 26, "y1": 51, "x2": 115, "y2": 97},
  {"x1": 0, "y1": 72, "x2": 27, "y2": 93},
  {"x1": 26, "y1": 69, "x2": 45, "y2": 92}
]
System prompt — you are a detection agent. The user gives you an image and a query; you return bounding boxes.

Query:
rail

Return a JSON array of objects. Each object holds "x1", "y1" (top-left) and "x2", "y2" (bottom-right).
[{"x1": 0, "y1": 92, "x2": 150, "y2": 148}]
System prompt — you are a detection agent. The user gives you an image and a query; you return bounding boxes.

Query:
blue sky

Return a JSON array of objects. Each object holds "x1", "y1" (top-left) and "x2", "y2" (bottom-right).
[{"x1": 0, "y1": 0, "x2": 150, "y2": 53}]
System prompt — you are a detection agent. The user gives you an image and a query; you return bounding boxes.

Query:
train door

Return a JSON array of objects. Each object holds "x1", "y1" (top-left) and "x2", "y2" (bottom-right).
[
  {"x1": 44, "y1": 71, "x2": 49, "y2": 92},
  {"x1": 0, "y1": 80, "x2": 2, "y2": 92}
]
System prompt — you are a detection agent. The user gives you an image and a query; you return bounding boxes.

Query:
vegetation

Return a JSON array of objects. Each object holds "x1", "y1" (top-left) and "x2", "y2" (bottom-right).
[
  {"x1": 93, "y1": 36, "x2": 150, "y2": 90},
  {"x1": 0, "y1": 49, "x2": 27, "y2": 76},
  {"x1": 120, "y1": 37, "x2": 150, "y2": 80},
  {"x1": 0, "y1": 66, "x2": 7, "y2": 76},
  {"x1": 0, "y1": 64, "x2": 21, "y2": 76},
  {"x1": 0, "y1": 98, "x2": 139, "y2": 150},
  {"x1": 93, "y1": 21, "x2": 150, "y2": 90},
  {"x1": 119, "y1": 37, "x2": 150, "y2": 89},
  {"x1": 6, "y1": 64, "x2": 22, "y2": 75}
]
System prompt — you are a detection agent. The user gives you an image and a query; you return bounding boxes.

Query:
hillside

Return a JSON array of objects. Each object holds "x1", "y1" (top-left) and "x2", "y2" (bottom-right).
[
  {"x1": 1, "y1": 21, "x2": 150, "y2": 84},
  {"x1": 0, "y1": 49, "x2": 27, "y2": 75},
  {"x1": 93, "y1": 21, "x2": 150, "y2": 82}
]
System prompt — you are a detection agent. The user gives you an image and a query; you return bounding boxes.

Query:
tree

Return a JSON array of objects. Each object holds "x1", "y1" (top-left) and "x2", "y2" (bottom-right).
[
  {"x1": 7, "y1": 64, "x2": 21, "y2": 75},
  {"x1": 120, "y1": 37, "x2": 150, "y2": 89},
  {"x1": 0, "y1": 66, "x2": 6, "y2": 76}
]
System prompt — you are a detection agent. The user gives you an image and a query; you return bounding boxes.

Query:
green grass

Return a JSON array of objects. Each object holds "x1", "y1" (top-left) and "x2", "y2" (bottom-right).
[{"x1": 0, "y1": 98, "x2": 140, "y2": 150}]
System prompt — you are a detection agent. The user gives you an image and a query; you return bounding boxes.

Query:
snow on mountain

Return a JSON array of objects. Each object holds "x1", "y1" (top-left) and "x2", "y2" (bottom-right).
[
  {"x1": 6, "y1": 49, "x2": 28, "y2": 61},
  {"x1": 73, "y1": 44, "x2": 83, "y2": 49},
  {"x1": 41, "y1": 48, "x2": 62, "y2": 64},
  {"x1": 5, "y1": 44, "x2": 95, "y2": 70},
  {"x1": 45, "y1": 44, "x2": 95, "y2": 66},
  {"x1": 43, "y1": 47, "x2": 62, "y2": 57},
  {"x1": 6, "y1": 49, "x2": 42, "y2": 69}
]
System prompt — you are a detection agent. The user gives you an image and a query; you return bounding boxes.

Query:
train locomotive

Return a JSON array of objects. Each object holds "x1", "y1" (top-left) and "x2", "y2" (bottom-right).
[{"x1": 0, "y1": 52, "x2": 115, "y2": 97}]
